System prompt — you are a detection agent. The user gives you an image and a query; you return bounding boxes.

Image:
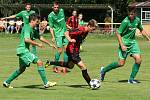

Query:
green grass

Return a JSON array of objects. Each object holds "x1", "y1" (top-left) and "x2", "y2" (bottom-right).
[{"x1": 0, "y1": 33, "x2": 150, "y2": 100}]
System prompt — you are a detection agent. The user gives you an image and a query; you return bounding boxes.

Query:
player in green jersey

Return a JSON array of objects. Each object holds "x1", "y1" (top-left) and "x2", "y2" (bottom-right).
[
  {"x1": 3, "y1": 13, "x2": 56, "y2": 88},
  {"x1": 1, "y1": 3, "x2": 35, "y2": 26},
  {"x1": 100, "y1": 7, "x2": 150, "y2": 84},
  {"x1": 47, "y1": 1, "x2": 68, "y2": 73}
]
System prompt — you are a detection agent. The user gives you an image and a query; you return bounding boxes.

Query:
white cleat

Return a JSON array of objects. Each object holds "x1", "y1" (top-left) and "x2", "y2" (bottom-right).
[
  {"x1": 3, "y1": 81, "x2": 13, "y2": 88},
  {"x1": 44, "y1": 81, "x2": 57, "y2": 88}
]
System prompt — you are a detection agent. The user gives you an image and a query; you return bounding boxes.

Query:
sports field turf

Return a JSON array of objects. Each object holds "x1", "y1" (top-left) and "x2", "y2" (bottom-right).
[{"x1": 0, "y1": 33, "x2": 150, "y2": 100}]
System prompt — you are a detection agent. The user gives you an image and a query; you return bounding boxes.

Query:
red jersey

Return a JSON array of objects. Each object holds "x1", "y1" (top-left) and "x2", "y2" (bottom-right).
[
  {"x1": 66, "y1": 26, "x2": 88, "y2": 54},
  {"x1": 66, "y1": 16, "x2": 78, "y2": 29}
]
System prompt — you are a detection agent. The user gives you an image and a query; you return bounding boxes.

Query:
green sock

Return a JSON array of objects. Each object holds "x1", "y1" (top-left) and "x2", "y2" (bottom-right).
[
  {"x1": 5, "y1": 69, "x2": 22, "y2": 84},
  {"x1": 103, "y1": 62, "x2": 119, "y2": 73},
  {"x1": 54, "y1": 52, "x2": 61, "y2": 61},
  {"x1": 37, "y1": 67, "x2": 48, "y2": 85},
  {"x1": 64, "y1": 52, "x2": 68, "y2": 62},
  {"x1": 129, "y1": 63, "x2": 140, "y2": 80}
]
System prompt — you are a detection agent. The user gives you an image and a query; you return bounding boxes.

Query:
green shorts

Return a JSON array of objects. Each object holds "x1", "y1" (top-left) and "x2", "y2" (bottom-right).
[
  {"x1": 118, "y1": 41, "x2": 141, "y2": 59},
  {"x1": 18, "y1": 52, "x2": 38, "y2": 67},
  {"x1": 55, "y1": 36, "x2": 68, "y2": 48}
]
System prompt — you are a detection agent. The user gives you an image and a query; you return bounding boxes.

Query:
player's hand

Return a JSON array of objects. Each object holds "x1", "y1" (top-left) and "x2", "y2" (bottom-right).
[
  {"x1": 37, "y1": 43, "x2": 44, "y2": 48},
  {"x1": 70, "y1": 39, "x2": 76, "y2": 43},
  {"x1": 0, "y1": 18, "x2": 5, "y2": 20},
  {"x1": 121, "y1": 45, "x2": 127, "y2": 51},
  {"x1": 50, "y1": 43, "x2": 57, "y2": 49}
]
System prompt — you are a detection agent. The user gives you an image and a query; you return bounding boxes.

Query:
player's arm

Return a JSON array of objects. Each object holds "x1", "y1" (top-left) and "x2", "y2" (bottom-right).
[
  {"x1": 25, "y1": 38, "x2": 43, "y2": 48},
  {"x1": 141, "y1": 29, "x2": 150, "y2": 42},
  {"x1": 64, "y1": 31, "x2": 76, "y2": 43},
  {"x1": 48, "y1": 15, "x2": 55, "y2": 43},
  {"x1": 137, "y1": 21, "x2": 150, "y2": 42},
  {"x1": 66, "y1": 17, "x2": 72, "y2": 30},
  {"x1": 116, "y1": 20, "x2": 128, "y2": 51},
  {"x1": 39, "y1": 36, "x2": 56, "y2": 49},
  {"x1": 1, "y1": 15, "x2": 16, "y2": 20}
]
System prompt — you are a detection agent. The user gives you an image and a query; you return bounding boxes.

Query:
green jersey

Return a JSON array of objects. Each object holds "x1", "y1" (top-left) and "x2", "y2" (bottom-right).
[
  {"x1": 48, "y1": 8, "x2": 66, "y2": 37},
  {"x1": 17, "y1": 25, "x2": 40, "y2": 55},
  {"x1": 78, "y1": 19, "x2": 86, "y2": 26},
  {"x1": 117, "y1": 16, "x2": 143, "y2": 44},
  {"x1": 16, "y1": 10, "x2": 35, "y2": 25}
]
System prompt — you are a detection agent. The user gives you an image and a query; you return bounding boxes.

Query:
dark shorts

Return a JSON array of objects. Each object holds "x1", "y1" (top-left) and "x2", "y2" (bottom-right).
[{"x1": 67, "y1": 51, "x2": 81, "y2": 64}]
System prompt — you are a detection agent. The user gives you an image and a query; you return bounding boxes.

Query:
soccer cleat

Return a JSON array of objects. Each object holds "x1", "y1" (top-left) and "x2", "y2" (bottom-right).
[
  {"x1": 100, "y1": 67, "x2": 105, "y2": 81},
  {"x1": 3, "y1": 81, "x2": 13, "y2": 88},
  {"x1": 128, "y1": 80, "x2": 140, "y2": 84},
  {"x1": 44, "y1": 81, "x2": 57, "y2": 88},
  {"x1": 45, "y1": 60, "x2": 50, "y2": 68}
]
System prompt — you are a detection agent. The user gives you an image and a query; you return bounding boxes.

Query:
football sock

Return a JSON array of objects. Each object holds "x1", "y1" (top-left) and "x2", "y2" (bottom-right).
[
  {"x1": 50, "y1": 61, "x2": 68, "y2": 67},
  {"x1": 64, "y1": 52, "x2": 68, "y2": 62},
  {"x1": 129, "y1": 63, "x2": 140, "y2": 80},
  {"x1": 5, "y1": 69, "x2": 22, "y2": 84},
  {"x1": 54, "y1": 52, "x2": 61, "y2": 62},
  {"x1": 103, "y1": 62, "x2": 119, "y2": 73},
  {"x1": 37, "y1": 67, "x2": 48, "y2": 85},
  {"x1": 82, "y1": 69, "x2": 91, "y2": 85}
]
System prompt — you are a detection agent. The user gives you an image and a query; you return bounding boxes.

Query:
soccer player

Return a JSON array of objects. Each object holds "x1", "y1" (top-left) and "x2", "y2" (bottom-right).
[
  {"x1": 3, "y1": 13, "x2": 56, "y2": 88},
  {"x1": 1, "y1": 3, "x2": 35, "y2": 26},
  {"x1": 45, "y1": 19, "x2": 98, "y2": 85},
  {"x1": 66, "y1": 9, "x2": 78, "y2": 30},
  {"x1": 100, "y1": 7, "x2": 150, "y2": 84},
  {"x1": 47, "y1": 1, "x2": 68, "y2": 73}
]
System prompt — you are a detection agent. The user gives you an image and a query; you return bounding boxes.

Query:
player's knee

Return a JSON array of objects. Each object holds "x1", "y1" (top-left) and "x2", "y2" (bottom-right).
[
  {"x1": 135, "y1": 58, "x2": 142, "y2": 64},
  {"x1": 19, "y1": 67, "x2": 26, "y2": 73},
  {"x1": 118, "y1": 61, "x2": 125, "y2": 67},
  {"x1": 37, "y1": 60, "x2": 43, "y2": 66}
]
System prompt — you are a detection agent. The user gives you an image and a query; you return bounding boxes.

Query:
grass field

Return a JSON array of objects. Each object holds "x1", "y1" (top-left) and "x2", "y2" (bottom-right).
[{"x1": 0, "y1": 33, "x2": 150, "y2": 100}]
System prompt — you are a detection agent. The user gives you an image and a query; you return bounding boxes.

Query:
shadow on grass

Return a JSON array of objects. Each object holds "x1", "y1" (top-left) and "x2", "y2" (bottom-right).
[
  {"x1": 118, "y1": 80, "x2": 141, "y2": 83},
  {"x1": 67, "y1": 84, "x2": 89, "y2": 88},
  {"x1": 15, "y1": 84, "x2": 56, "y2": 90}
]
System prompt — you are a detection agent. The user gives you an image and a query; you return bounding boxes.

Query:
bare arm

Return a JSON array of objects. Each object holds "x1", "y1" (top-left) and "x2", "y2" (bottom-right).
[
  {"x1": 25, "y1": 38, "x2": 43, "y2": 48},
  {"x1": 64, "y1": 31, "x2": 76, "y2": 43},
  {"x1": 49, "y1": 27, "x2": 55, "y2": 43},
  {"x1": 66, "y1": 24, "x2": 72, "y2": 30},
  {"x1": 141, "y1": 29, "x2": 150, "y2": 42},
  {"x1": 39, "y1": 36, "x2": 56, "y2": 49},
  {"x1": 116, "y1": 33, "x2": 127, "y2": 51},
  {"x1": 1, "y1": 15, "x2": 16, "y2": 20}
]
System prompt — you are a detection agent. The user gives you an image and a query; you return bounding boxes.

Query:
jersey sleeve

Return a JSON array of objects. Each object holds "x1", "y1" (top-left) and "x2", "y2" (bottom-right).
[
  {"x1": 117, "y1": 19, "x2": 128, "y2": 34},
  {"x1": 48, "y1": 14, "x2": 54, "y2": 28},
  {"x1": 66, "y1": 17, "x2": 71, "y2": 25},
  {"x1": 16, "y1": 11, "x2": 23, "y2": 19}
]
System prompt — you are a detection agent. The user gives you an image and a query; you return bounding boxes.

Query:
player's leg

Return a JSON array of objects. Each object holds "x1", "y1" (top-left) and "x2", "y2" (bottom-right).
[
  {"x1": 3, "y1": 56, "x2": 27, "y2": 88},
  {"x1": 100, "y1": 46, "x2": 128, "y2": 81},
  {"x1": 128, "y1": 42, "x2": 141, "y2": 83},
  {"x1": 36, "y1": 59, "x2": 56, "y2": 87},
  {"x1": 76, "y1": 61, "x2": 91, "y2": 85}
]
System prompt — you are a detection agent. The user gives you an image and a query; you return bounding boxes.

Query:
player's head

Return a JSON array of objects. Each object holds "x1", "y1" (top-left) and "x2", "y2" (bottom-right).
[
  {"x1": 25, "y1": 3, "x2": 31, "y2": 11},
  {"x1": 128, "y1": 6, "x2": 136, "y2": 21},
  {"x1": 87, "y1": 19, "x2": 98, "y2": 32},
  {"x1": 29, "y1": 13, "x2": 40, "y2": 27},
  {"x1": 78, "y1": 13, "x2": 83, "y2": 20},
  {"x1": 52, "y1": 1, "x2": 59, "y2": 13},
  {"x1": 72, "y1": 9, "x2": 77, "y2": 17}
]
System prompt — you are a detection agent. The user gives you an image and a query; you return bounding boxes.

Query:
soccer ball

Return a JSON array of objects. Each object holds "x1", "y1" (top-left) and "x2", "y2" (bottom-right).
[{"x1": 90, "y1": 79, "x2": 101, "y2": 90}]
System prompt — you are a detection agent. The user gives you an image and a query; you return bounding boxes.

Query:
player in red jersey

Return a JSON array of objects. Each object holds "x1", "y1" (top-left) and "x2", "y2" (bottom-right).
[{"x1": 45, "y1": 19, "x2": 98, "y2": 85}]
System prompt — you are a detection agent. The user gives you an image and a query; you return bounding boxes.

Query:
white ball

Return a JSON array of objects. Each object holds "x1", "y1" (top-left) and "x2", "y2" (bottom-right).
[{"x1": 90, "y1": 79, "x2": 101, "y2": 90}]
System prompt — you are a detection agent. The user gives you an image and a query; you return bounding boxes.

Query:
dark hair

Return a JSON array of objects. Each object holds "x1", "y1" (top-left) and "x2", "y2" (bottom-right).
[
  {"x1": 25, "y1": 3, "x2": 31, "y2": 6},
  {"x1": 53, "y1": 0, "x2": 59, "y2": 5},
  {"x1": 29, "y1": 13, "x2": 40, "y2": 22},
  {"x1": 88, "y1": 19, "x2": 98, "y2": 27},
  {"x1": 128, "y1": 6, "x2": 136, "y2": 13}
]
